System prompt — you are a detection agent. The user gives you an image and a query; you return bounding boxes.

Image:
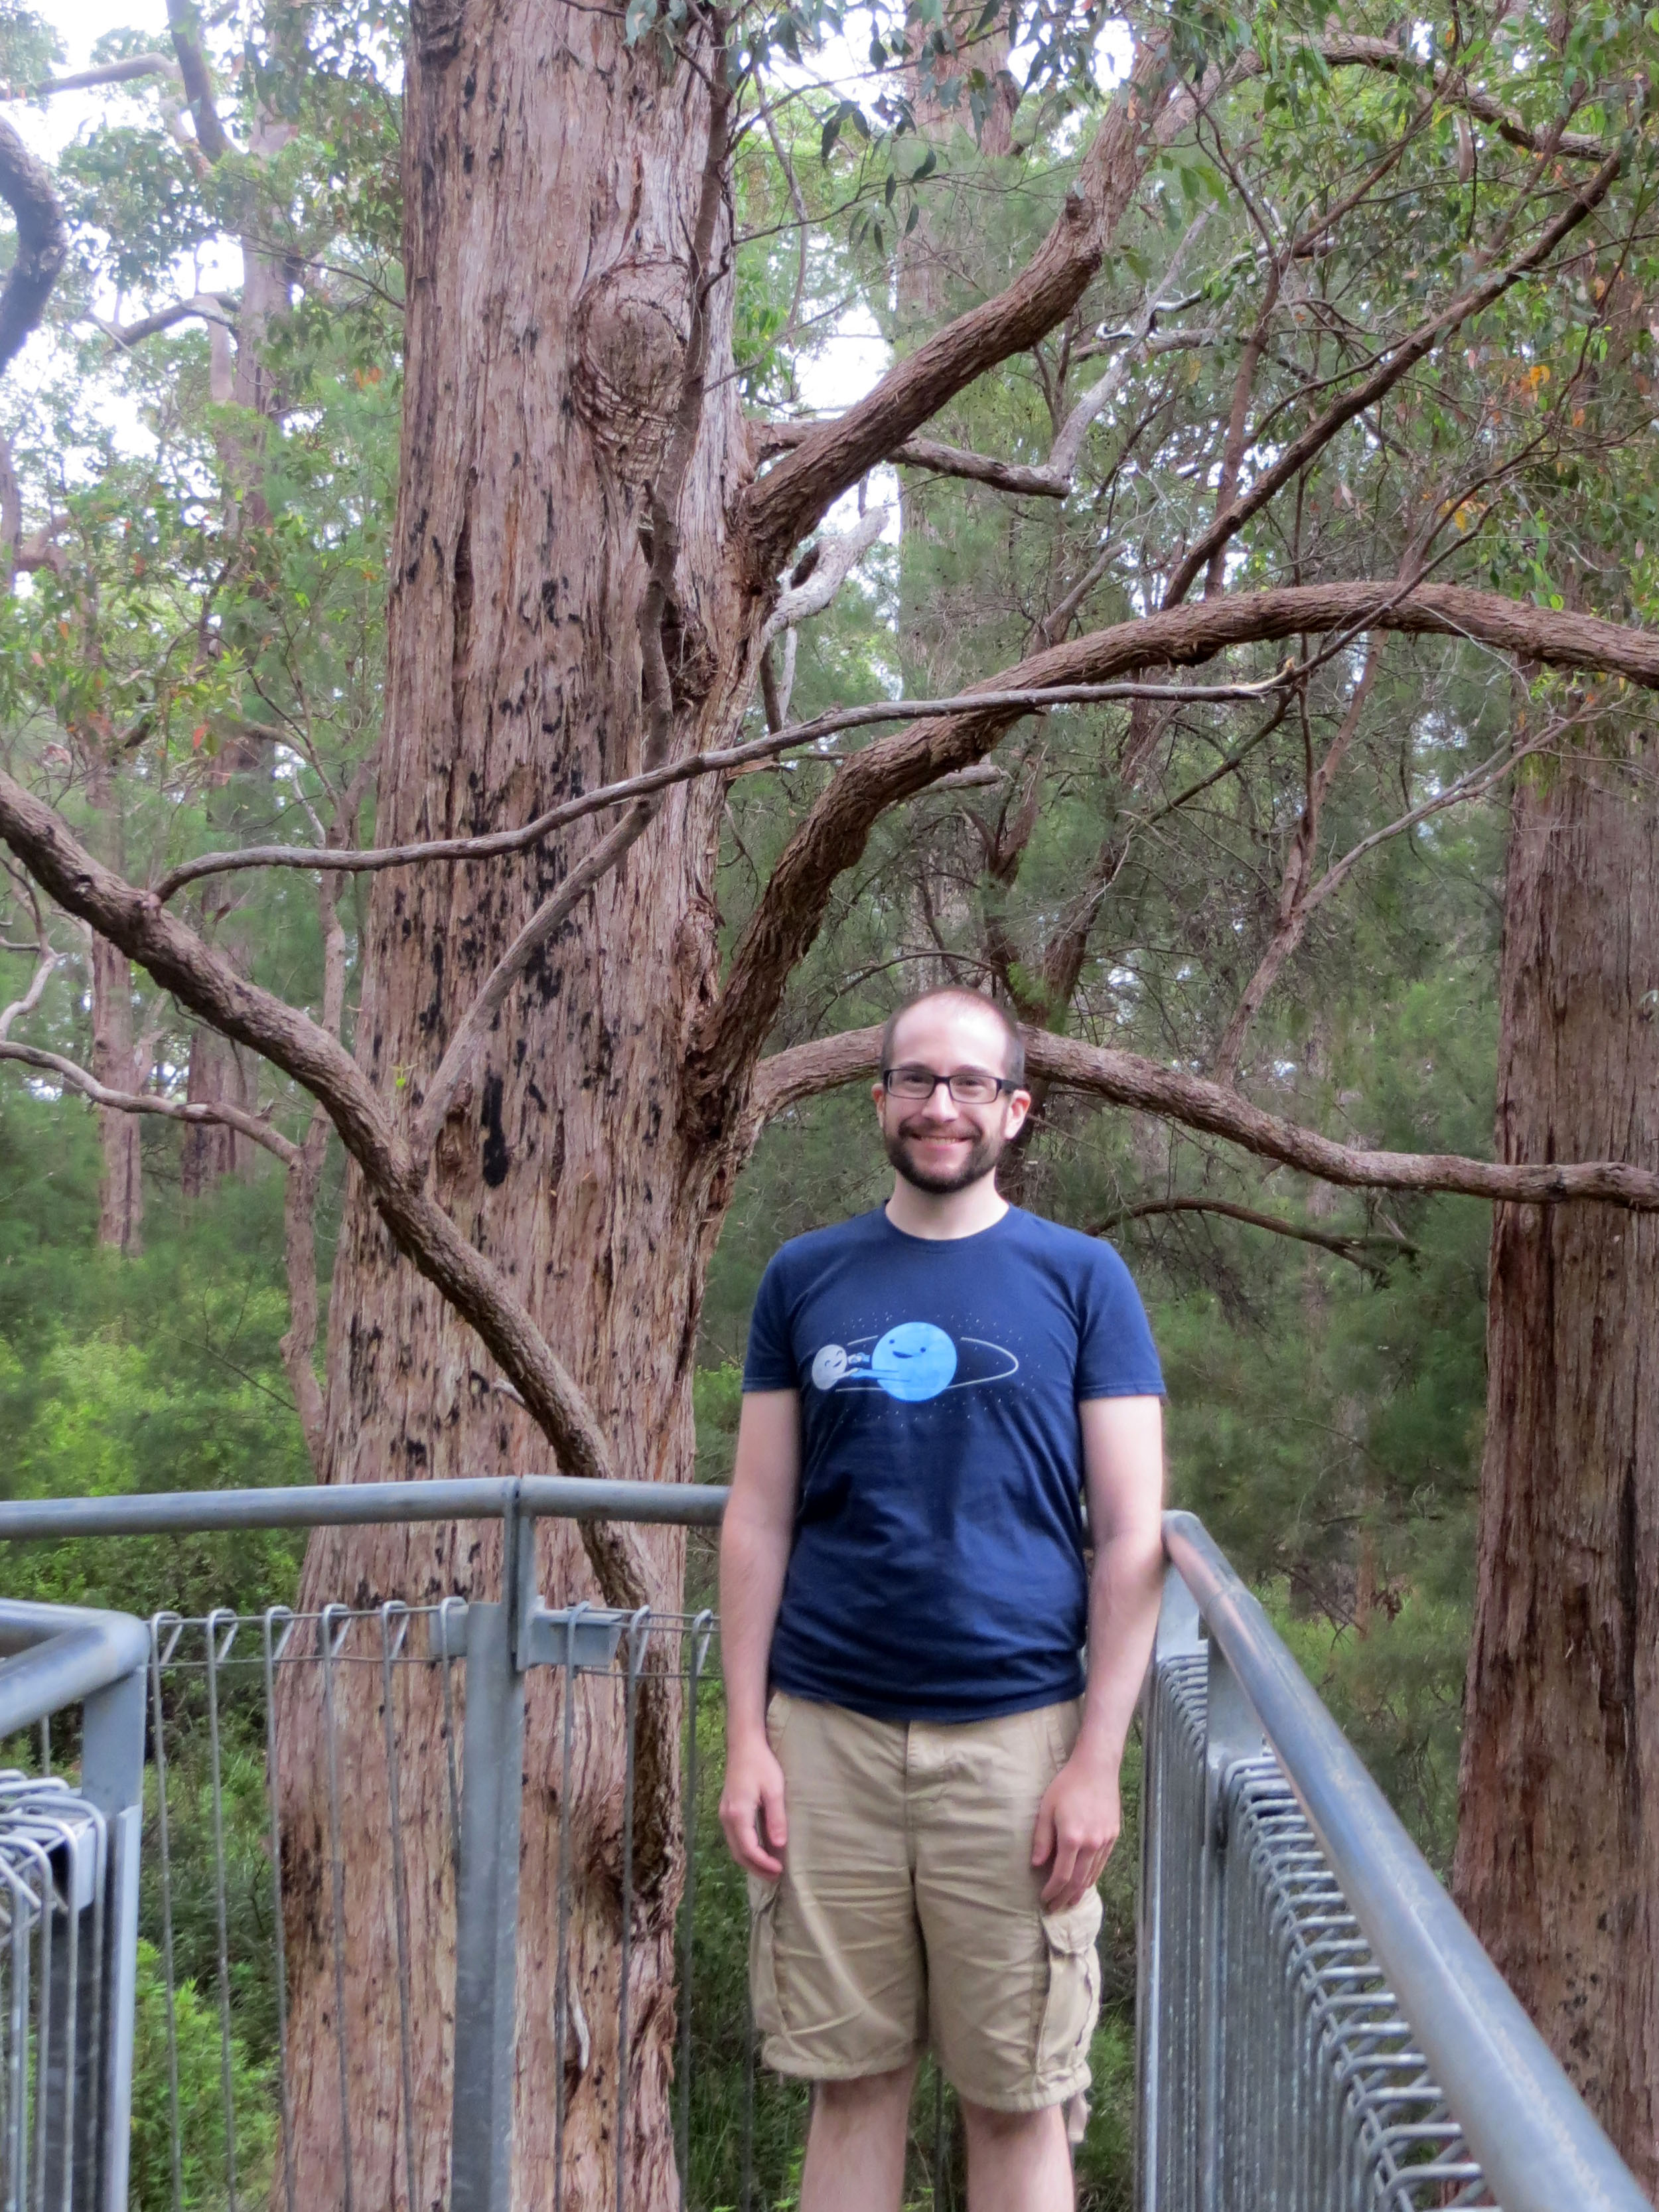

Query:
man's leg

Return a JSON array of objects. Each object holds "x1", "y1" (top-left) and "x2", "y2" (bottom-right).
[
  {"x1": 799, "y1": 2063, "x2": 918, "y2": 2212},
  {"x1": 960, "y1": 2099, "x2": 1073, "y2": 2212}
]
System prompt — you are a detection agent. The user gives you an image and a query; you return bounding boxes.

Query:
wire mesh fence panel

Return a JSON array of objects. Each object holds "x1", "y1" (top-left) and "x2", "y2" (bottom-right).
[
  {"x1": 1138, "y1": 1647, "x2": 1496, "y2": 2212},
  {"x1": 0, "y1": 1773, "x2": 110, "y2": 2212},
  {"x1": 141, "y1": 1605, "x2": 465, "y2": 2212}
]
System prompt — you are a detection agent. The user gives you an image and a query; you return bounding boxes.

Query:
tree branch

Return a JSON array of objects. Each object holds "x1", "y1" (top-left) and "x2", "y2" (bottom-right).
[
  {"x1": 1286, "y1": 35, "x2": 1607, "y2": 164},
  {"x1": 1090, "y1": 1195, "x2": 1415, "y2": 1275},
  {"x1": 92, "y1": 293, "x2": 236, "y2": 347},
  {"x1": 762, "y1": 505, "x2": 889, "y2": 642},
  {"x1": 411, "y1": 800, "x2": 658, "y2": 1157},
  {"x1": 751, "y1": 1024, "x2": 1659, "y2": 1211},
  {"x1": 1161, "y1": 148, "x2": 1623, "y2": 607},
  {"x1": 151, "y1": 674, "x2": 1300, "y2": 901},
  {"x1": 0, "y1": 766, "x2": 655, "y2": 1607},
  {"x1": 18, "y1": 54, "x2": 181, "y2": 96},
  {"x1": 0, "y1": 1037, "x2": 301, "y2": 1159},
  {"x1": 0, "y1": 115, "x2": 68, "y2": 378},
  {"x1": 692, "y1": 581, "x2": 1659, "y2": 1119},
  {"x1": 737, "y1": 33, "x2": 1175, "y2": 578},
  {"x1": 637, "y1": 35, "x2": 732, "y2": 771},
  {"x1": 164, "y1": 0, "x2": 231, "y2": 161}
]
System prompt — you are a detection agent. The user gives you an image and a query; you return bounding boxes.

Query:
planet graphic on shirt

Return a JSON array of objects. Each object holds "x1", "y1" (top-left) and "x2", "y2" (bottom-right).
[
  {"x1": 810, "y1": 1343, "x2": 849, "y2": 1391},
  {"x1": 870, "y1": 1322, "x2": 958, "y2": 1401},
  {"x1": 806, "y1": 1327, "x2": 1019, "y2": 1402}
]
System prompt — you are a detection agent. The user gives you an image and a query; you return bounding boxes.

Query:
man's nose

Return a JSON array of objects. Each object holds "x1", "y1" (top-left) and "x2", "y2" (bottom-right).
[{"x1": 918, "y1": 1080, "x2": 959, "y2": 1121}]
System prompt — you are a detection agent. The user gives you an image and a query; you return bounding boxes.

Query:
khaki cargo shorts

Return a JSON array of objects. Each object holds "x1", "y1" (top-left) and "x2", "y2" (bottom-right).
[{"x1": 747, "y1": 1690, "x2": 1102, "y2": 2111}]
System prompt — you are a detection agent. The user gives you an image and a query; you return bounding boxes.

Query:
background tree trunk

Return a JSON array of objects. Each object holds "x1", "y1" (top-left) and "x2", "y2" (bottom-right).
[
  {"x1": 273, "y1": 0, "x2": 747, "y2": 2199},
  {"x1": 88, "y1": 930, "x2": 144, "y2": 1251},
  {"x1": 1454, "y1": 737, "x2": 1659, "y2": 2189}
]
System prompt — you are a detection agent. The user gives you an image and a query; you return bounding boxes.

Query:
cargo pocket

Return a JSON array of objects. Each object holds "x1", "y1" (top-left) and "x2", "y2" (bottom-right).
[
  {"x1": 747, "y1": 1874, "x2": 785, "y2": 2039},
  {"x1": 1035, "y1": 1888, "x2": 1102, "y2": 2083}
]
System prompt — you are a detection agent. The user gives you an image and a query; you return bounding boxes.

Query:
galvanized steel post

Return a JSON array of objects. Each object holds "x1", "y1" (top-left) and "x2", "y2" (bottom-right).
[{"x1": 449, "y1": 1495, "x2": 531, "y2": 2212}]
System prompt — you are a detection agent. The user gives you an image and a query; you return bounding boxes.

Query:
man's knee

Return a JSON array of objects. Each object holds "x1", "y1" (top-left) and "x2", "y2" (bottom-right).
[
  {"x1": 814, "y1": 2063, "x2": 917, "y2": 2124},
  {"x1": 959, "y1": 2097, "x2": 1066, "y2": 2149}
]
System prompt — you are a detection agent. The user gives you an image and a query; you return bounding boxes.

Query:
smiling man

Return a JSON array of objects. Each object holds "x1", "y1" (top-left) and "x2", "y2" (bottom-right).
[{"x1": 718, "y1": 987, "x2": 1166, "y2": 2212}]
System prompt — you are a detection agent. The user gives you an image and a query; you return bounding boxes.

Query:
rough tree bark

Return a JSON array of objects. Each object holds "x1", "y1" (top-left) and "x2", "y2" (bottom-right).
[
  {"x1": 1454, "y1": 737, "x2": 1659, "y2": 2189},
  {"x1": 271, "y1": 1, "x2": 747, "y2": 2201}
]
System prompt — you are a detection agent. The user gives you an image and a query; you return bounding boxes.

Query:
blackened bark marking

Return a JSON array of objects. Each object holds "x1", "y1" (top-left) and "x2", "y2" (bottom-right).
[
  {"x1": 480, "y1": 1068, "x2": 510, "y2": 1185},
  {"x1": 451, "y1": 514, "x2": 474, "y2": 740}
]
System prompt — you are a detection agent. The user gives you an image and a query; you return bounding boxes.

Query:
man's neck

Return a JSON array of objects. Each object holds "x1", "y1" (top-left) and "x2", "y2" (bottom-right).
[{"x1": 884, "y1": 1173, "x2": 1009, "y2": 1241}]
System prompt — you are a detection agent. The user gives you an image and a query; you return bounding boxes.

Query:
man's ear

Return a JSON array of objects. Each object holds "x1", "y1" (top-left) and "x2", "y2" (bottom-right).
[{"x1": 1005, "y1": 1087, "x2": 1033, "y2": 1138}]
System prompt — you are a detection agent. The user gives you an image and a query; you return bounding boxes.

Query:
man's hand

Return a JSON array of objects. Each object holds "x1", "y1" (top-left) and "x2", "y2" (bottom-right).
[
  {"x1": 720, "y1": 1732, "x2": 789, "y2": 1878},
  {"x1": 1031, "y1": 1746, "x2": 1121, "y2": 1909}
]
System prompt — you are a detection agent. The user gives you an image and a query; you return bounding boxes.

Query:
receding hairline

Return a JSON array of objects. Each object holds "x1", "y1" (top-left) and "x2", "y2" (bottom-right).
[{"x1": 879, "y1": 988, "x2": 1026, "y2": 1083}]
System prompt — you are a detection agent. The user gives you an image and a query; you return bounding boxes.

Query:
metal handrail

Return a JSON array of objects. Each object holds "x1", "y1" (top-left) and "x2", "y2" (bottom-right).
[
  {"x1": 0, "y1": 1603, "x2": 150, "y2": 1741},
  {"x1": 1162, "y1": 1508, "x2": 1648, "y2": 2212},
  {"x1": 0, "y1": 1474, "x2": 729, "y2": 1541}
]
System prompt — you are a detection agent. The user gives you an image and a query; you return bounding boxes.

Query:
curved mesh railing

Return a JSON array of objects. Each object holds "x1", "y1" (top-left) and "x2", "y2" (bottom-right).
[{"x1": 1141, "y1": 1512, "x2": 1648, "y2": 2212}]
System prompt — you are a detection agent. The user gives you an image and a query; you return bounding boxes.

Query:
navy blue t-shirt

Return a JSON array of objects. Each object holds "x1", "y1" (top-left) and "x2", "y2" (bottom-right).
[{"x1": 741, "y1": 1205, "x2": 1163, "y2": 1724}]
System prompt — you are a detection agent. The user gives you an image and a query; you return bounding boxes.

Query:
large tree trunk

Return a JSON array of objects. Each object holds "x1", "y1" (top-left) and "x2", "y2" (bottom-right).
[
  {"x1": 273, "y1": 3, "x2": 749, "y2": 2201},
  {"x1": 1454, "y1": 740, "x2": 1659, "y2": 2188}
]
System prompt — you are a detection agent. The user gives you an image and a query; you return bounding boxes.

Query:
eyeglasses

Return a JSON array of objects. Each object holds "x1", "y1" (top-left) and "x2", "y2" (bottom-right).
[{"x1": 881, "y1": 1065, "x2": 1019, "y2": 1106}]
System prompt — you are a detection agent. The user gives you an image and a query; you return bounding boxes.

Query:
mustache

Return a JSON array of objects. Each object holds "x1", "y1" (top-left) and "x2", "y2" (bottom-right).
[{"x1": 895, "y1": 1116, "x2": 983, "y2": 1143}]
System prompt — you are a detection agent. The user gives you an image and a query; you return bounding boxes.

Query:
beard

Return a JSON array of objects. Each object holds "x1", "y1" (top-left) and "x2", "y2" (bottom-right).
[{"x1": 883, "y1": 1112, "x2": 1007, "y2": 1195}]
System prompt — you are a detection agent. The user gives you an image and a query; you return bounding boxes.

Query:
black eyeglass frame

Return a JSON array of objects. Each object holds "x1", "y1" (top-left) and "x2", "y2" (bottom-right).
[{"x1": 879, "y1": 1065, "x2": 1023, "y2": 1106}]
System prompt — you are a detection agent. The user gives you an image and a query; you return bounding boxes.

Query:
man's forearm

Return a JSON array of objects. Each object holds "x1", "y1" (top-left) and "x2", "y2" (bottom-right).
[
  {"x1": 1075, "y1": 1528, "x2": 1165, "y2": 1769},
  {"x1": 719, "y1": 1511, "x2": 792, "y2": 1744}
]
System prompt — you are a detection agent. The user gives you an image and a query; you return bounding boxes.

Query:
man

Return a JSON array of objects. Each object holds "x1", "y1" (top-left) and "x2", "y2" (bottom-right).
[{"x1": 718, "y1": 986, "x2": 1165, "y2": 2212}]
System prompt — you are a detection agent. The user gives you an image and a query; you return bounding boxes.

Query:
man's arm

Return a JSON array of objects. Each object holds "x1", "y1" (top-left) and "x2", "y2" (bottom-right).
[
  {"x1": 717, "y1": 1388, "x2": 800, "y2": 1878},
  {"x1": 1032, "y1": 1394, "x2": 1165, "y2": 1909}
]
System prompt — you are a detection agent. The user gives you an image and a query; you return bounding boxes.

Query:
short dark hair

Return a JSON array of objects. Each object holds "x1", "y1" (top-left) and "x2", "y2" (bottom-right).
[{"x1": 878, "y1": 987, "x2": 1026, "y2": 1086}]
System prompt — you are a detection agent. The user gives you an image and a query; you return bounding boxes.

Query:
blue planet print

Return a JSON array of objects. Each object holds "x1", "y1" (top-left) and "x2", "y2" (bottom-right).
[
  {"x1": 808, "y1": 1327, "x2": 1019, "y2": 1402},
  {"x1": 871, "y1": 1322, "x2": 958, "y2": 1401}
]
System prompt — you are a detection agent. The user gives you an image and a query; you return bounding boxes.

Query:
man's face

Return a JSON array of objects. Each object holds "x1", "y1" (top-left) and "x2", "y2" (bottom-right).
[{"x1": 873, "y1": 1003, "x2": 1031, "y2": 1196}]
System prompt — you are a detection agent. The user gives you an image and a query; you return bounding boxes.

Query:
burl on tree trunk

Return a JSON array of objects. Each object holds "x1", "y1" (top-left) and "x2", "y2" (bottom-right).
[
  {"x1": 271, "y1": 0, "x2": 749, "y2": 2202},
  {"x1": 1455, "y1": 741, "x2": 1659, "y2": 2188}
]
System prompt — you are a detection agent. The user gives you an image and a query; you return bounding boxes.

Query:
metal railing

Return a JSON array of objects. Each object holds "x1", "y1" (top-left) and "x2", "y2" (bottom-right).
[
  {"x1": 1141, "y1": 1512, "x2": 1649, "y2": 2212},
  {"x1": 0, "y1": 1479, "x2": 1647, "y2": 2212},
  {"x1": 0, "y1": 1598, "x2": 149, "y2": 2212}
]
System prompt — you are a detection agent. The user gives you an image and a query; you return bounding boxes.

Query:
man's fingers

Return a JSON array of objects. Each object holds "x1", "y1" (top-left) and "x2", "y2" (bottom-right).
[
  {"x1": 1031, "y1": 1796, "x2": 1056, "y2": 1870},
  {"x1": 1041, "y1": 1832, "x2": 1082, "y2": 1906},
  {"x1": 759, "y1": 1773, "x2": 788, "y2": 1853}
]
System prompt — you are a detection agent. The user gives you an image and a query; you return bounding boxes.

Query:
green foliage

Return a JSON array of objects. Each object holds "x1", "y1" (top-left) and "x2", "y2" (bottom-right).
[{"x1": 129, "y1": 1937, "x2": 278, "y2": 2212}]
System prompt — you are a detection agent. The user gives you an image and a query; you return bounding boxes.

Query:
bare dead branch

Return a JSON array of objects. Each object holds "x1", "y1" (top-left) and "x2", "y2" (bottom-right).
[
  {"x1": 763, "y1": 506, "x2": 889, "y2": 641},
  {"x1": 750, "y1": 1024, "x2": 1659, "y2": 1211},
  {"x1": 151, "y1": 673, "x2": 1301, "y2": 901},
  {"x1": 93, "y1": 292, "x2": 236, "y2": 346},
  {"x1": 0, "y1": 116, "x2": 68, "y2": 377},
  {"x1": 18, "y1": 54, "x2": 181, "y2": 96},
  {"x1": 691, "y1": 581, "x2": 1659, "y2": 1116}
]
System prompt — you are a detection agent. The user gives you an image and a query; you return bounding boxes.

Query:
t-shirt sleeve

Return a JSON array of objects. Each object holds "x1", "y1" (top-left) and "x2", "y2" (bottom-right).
[
  {"x1": 743, "y1": 1252, "x2": 800, "y2": 1392},
  {"x1": 1076, "y1": 1241, "x2": 1164, "y2": 1398}
]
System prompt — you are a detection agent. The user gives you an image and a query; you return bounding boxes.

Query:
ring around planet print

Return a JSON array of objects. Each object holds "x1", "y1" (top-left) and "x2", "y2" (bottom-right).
[{"x1": 871, "y1": 1322, "x2": 958, "y2": 1402}]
